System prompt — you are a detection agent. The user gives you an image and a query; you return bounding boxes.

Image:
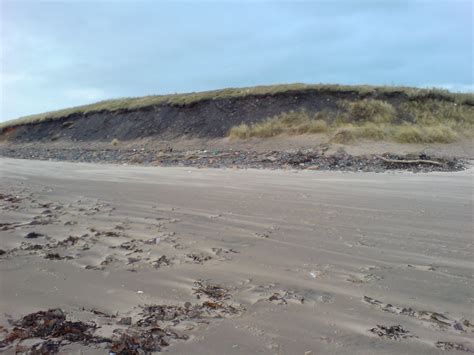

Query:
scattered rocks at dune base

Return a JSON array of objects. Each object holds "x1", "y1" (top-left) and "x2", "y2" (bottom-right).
[{"x1": 0, "y1": 145, "x2": 466, "y2": 172}]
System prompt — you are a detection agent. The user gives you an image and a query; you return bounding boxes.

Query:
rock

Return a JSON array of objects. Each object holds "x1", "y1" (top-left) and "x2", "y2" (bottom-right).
[
  {"x1": 25, "y1": 232, "x2": 45, "y2": 239},
  {"x1": 0, "y1": 146, "x2": 464, "y2": 172},
  {"x1": 44, "y1": 253, "x2": 63, "y2": 260}
]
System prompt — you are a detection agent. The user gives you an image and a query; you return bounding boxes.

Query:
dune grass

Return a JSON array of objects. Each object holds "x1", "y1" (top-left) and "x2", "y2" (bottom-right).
[
  {"x1": 344, "y1": 99, "x2": 396, "y2": 123},
  {"x1": 229, "y1": 110, "x2": 328, "y2": 139},
  {"x1": 332, "y1": 123, "x2": 458, "y2": 144},
  {"x1": 230, "y1": 98, "x2": 472, "y2": 144},
  {"x1": 332, "y1": 123, "x2": 387, "y2": 143},
  {"x1": 399, "y1": 99, "x2": 474, "y2": 132},
  {"x1": 392, "y1": 124, "x2": 458, "y2": 143},
  {"x1": 1, "y1": 83, "x2": 473, "y2": 129}
]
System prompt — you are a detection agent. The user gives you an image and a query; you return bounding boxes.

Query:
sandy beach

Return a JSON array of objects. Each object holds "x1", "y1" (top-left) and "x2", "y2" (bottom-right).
[{"x1": 1, "y1": 158, "x2": 472, "y2": 354}]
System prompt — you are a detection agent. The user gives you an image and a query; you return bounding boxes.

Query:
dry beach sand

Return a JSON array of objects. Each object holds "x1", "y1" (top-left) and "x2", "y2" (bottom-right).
[{"x1": 0, "y1": 158, "x2": 473, "y2": 354}]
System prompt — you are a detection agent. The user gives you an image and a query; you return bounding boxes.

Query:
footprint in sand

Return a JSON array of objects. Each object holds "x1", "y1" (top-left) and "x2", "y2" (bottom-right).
[{"x1": 407, "y1": 264, "x2": 437, "y2": 271}]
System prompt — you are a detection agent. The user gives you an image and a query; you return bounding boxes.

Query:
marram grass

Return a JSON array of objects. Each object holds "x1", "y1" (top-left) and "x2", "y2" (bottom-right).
[{"x1": 1, "y1": 83, "x2": 473, "y2": 129}]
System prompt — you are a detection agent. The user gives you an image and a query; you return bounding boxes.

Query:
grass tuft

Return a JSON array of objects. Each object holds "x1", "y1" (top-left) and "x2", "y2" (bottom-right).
[
  {"x1": 392, "y1": 124, "x2": 457, "y2": 143},
  {"x1": 400, "y1": 100, "x2": 474, "y2": 130},
  {"x1": 346, "y1": 99, "x2": 396, "y2": 123},
  {"x1": 228, "y1": 123, "x2": 251, "y2": 139},
  {"x1": 229, "y1": 110, "x2": 328, "y2": 139},
  {"x1": 332, "y1": 123, "x2": 386, "y2": 143},
  {"x1": 332, "y1": 125, "x2": 356, "y2": 144},
  {"x1": 332, "y1": 123, "x2": 457, "y2": 144},
  {"x1": 356, "y1": 122, "x2": 387, "y2": 140},
  {"x1": 229, "y1": 95, "x2": 472, "y2": 144}
]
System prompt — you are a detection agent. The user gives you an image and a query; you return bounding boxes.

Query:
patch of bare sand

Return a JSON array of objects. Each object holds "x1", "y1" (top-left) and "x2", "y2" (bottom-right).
[{"x1": 0, "y1": 158, "x2": 473, "y2": 354}]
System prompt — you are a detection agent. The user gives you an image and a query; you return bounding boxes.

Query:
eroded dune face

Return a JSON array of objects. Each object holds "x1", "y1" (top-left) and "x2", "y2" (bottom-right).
[{"x1": 0, "y1": 159, "x2": 473, "y2": 354}]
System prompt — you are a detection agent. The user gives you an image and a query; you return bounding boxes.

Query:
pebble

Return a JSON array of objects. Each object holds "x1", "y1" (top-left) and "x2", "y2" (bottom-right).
[
  {"x1": 0, "y1": 147, "x2": 464, "y2": 172},
  {"x1": 25, "y1": 232, "x2": 45, "y2": 239}
]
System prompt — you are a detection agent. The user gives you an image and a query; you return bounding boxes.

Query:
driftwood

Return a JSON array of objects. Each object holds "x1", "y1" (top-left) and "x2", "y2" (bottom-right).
[{"x1": 378, "y1": 156, "x2": 442, "y2": 166}]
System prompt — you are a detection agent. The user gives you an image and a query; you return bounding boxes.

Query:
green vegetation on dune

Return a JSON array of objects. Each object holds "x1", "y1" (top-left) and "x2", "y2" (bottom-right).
[
  {"x1": 1, "y1": 83, "x2": 473, "y2": 129},
  {"x1": 343, "y1": 99, "x2": 396, "y2": 123},
  {"x1": 332, "y1": 123, "x2": 458, "y2": 144},
  {"x1": 392, "y1": 124, "x2": 458, "y2": 144},
  {"x1": 230, "y1": 98, "x2": 473, "y2": 144},
  {"x1": 332, "y1": 123, "x2": 387, "y2": 143},
  {"x1": 399, "y1": 100, "x2": 474, "y2": 131},
  {"x1": 229, "y1": 110, "x2": 328, "y2": 139}
]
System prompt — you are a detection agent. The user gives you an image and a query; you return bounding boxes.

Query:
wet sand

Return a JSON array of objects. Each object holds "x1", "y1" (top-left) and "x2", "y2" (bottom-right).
[{"x1": 0, "y1": 158, "x2": 473, "y2": 354}]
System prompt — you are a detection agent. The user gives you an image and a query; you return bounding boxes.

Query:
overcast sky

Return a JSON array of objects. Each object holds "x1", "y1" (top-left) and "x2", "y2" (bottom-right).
[{"x1": 0, "y1": 0, "x2": 472, "y2": 121}]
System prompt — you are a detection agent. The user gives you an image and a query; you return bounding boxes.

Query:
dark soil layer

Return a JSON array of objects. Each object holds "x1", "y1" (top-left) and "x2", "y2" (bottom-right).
[
  {"x1": 0, "y1": 146, "x2": 465, "y2": 172},
  {"x1": 0, "y1": 89, "x2": 458, "y2": 143}
]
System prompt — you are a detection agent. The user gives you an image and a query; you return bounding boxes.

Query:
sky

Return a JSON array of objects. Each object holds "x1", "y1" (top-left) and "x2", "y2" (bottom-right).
[{"x1": 0, "y1": 0, "x2": 472, "y2": 121}]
